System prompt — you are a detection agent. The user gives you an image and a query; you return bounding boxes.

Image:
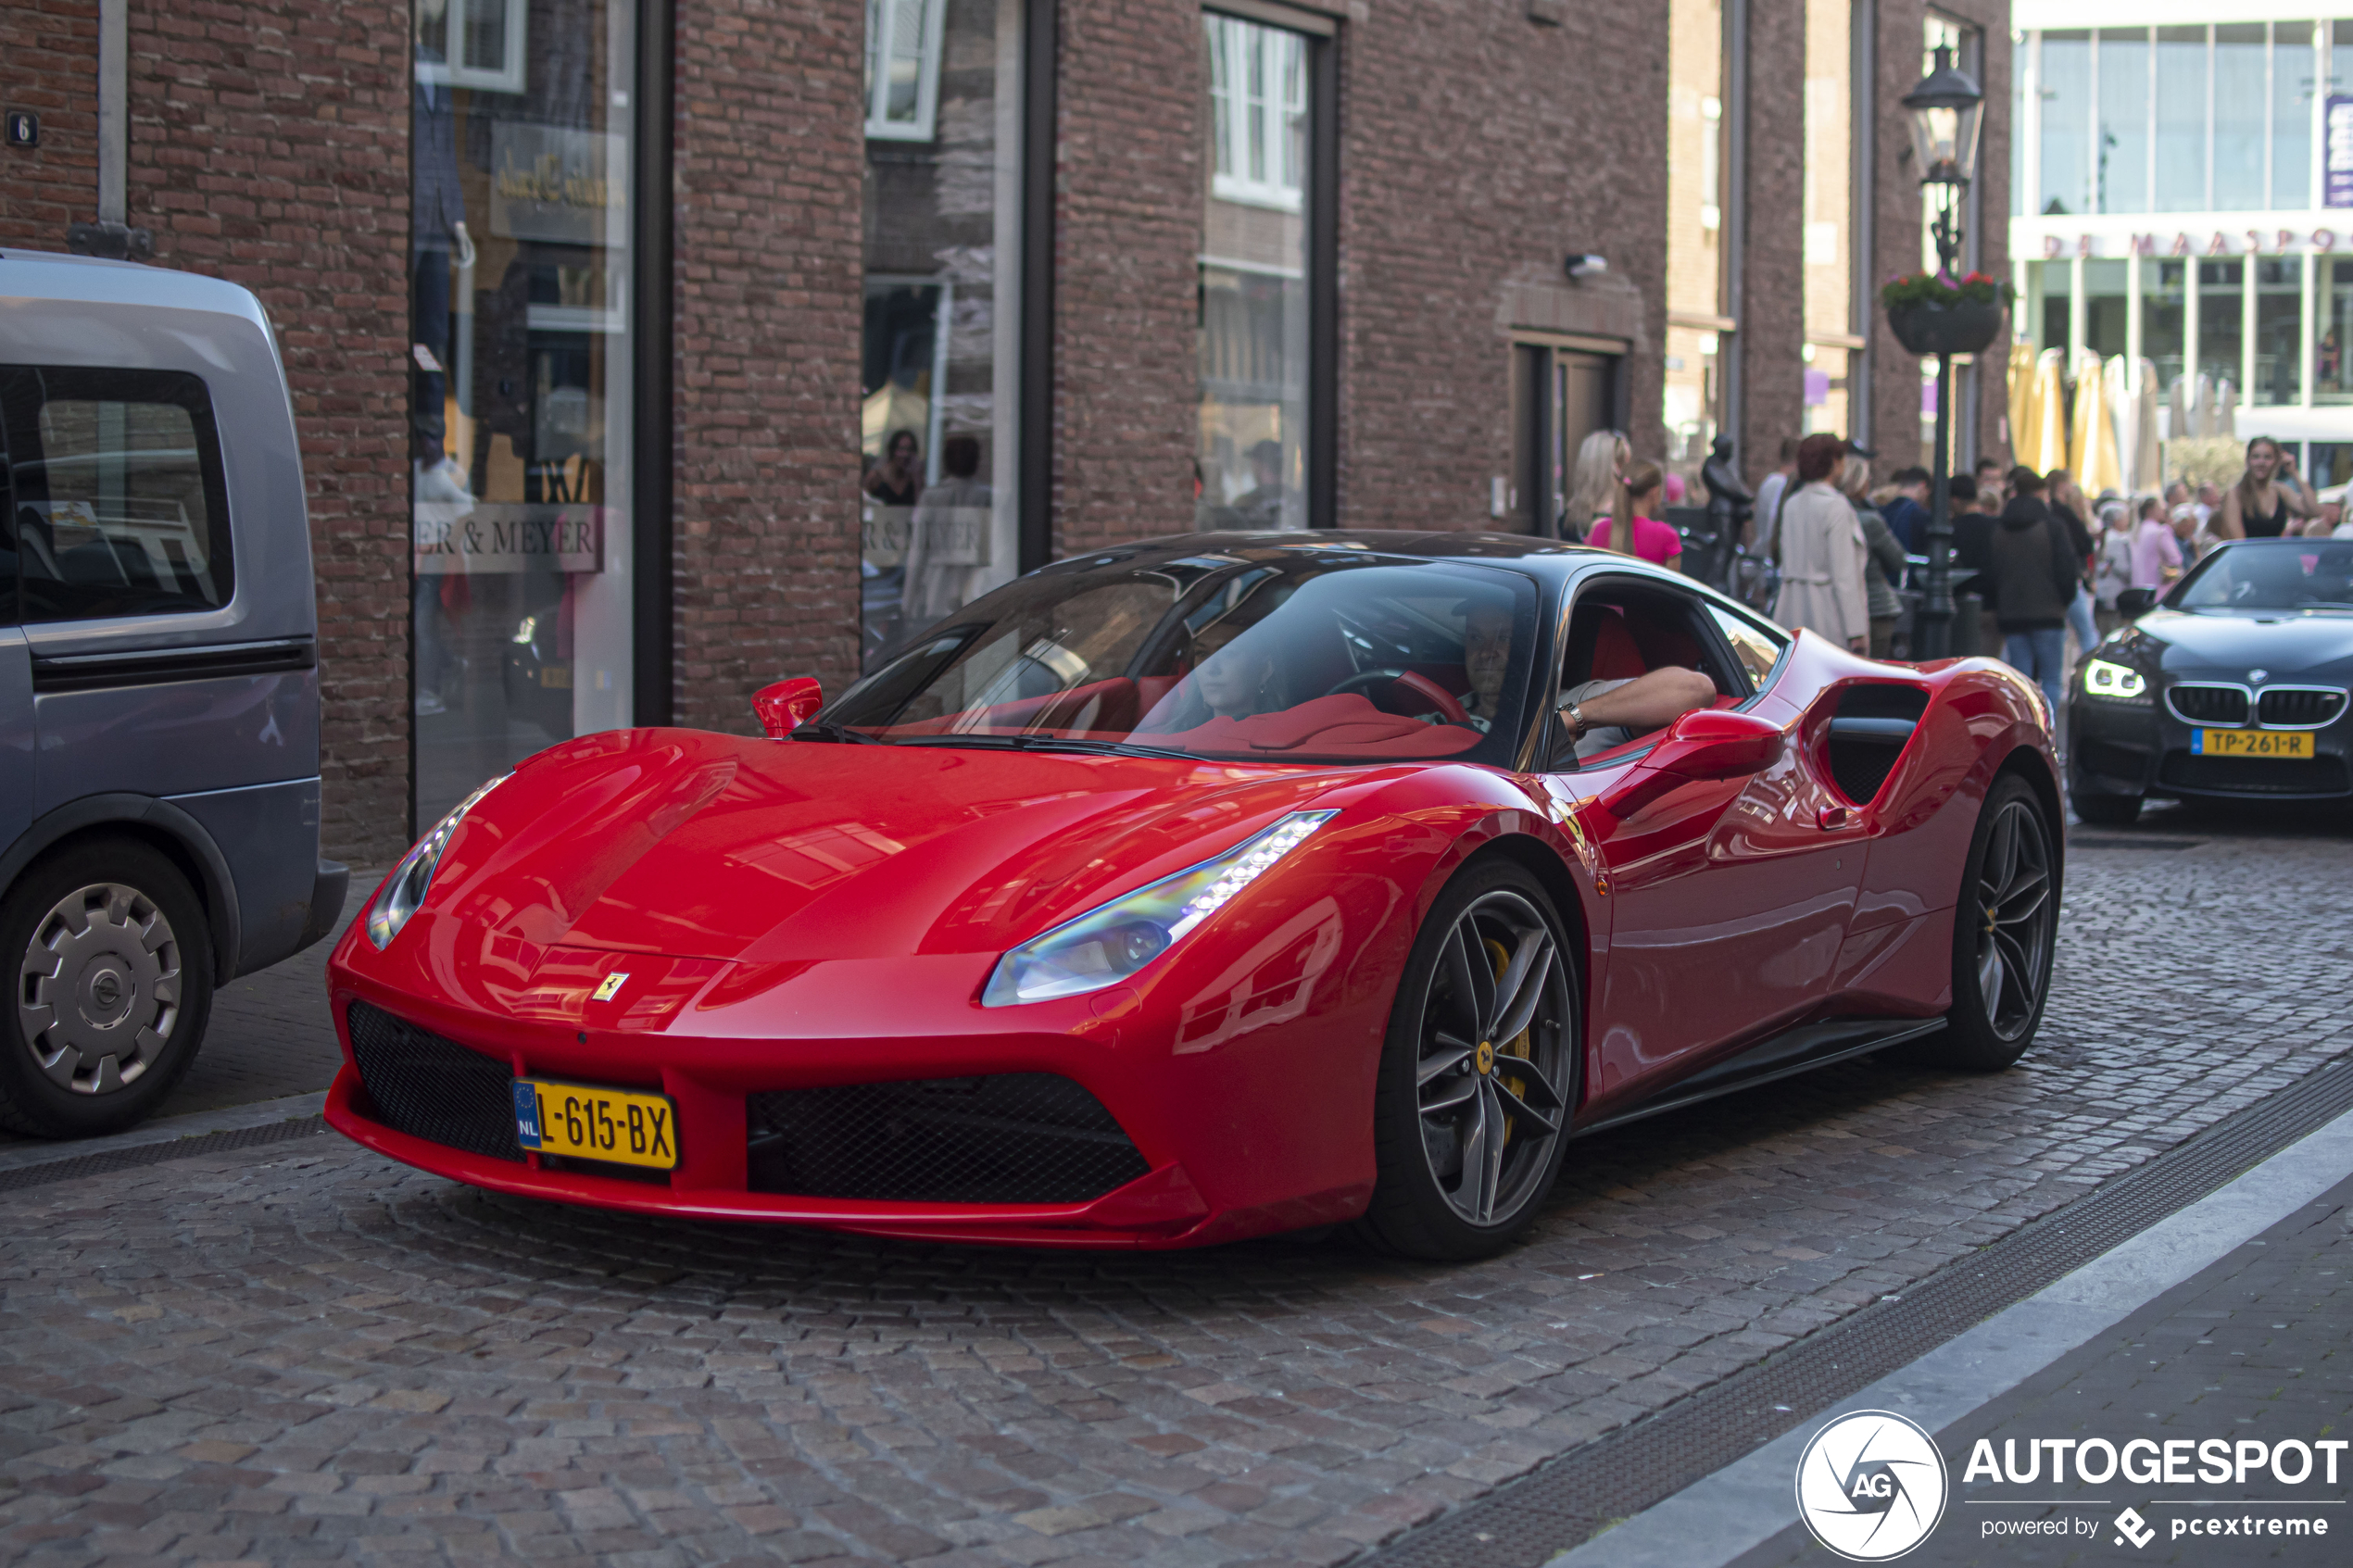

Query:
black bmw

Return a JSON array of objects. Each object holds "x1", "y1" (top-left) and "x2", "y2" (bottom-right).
[{"x1": 2070, "y1": 537, "x2": 2353, "y2": 824}]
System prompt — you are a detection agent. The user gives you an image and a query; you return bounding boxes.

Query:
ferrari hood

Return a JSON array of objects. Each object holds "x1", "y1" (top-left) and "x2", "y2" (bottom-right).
[
  {"x1": 2131, "y1": 608, "x2": 2353, "y2": 676},
  {"x1": 428, "y1": 728, "x2": 1363, "y2": 963}
]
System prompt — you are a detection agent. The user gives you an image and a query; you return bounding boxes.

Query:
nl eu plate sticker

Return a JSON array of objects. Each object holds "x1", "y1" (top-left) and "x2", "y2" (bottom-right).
[{"x1": 512, "y1": 1082, "x2": 543, "y2": 1148}]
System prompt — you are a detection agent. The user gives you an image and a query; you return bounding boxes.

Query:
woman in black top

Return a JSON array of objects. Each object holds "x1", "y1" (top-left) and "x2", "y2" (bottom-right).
[
  {"x1": 2218, "y1": 435, "x2": 2317, "y2": 540},
  {"x1": 863, "y1": 430, "x2": 924, "y2": 508}
]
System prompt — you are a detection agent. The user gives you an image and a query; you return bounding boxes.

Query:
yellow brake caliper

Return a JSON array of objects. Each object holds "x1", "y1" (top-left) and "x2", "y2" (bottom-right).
[{"x1": 1483, "y1": 936, "x2": 1534, "y2": 1145}]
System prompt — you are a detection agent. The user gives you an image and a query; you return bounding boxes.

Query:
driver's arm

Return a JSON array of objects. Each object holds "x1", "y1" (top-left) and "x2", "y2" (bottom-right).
[{"x1": 1567, "y1": 666, "x2": 1718, "y2": 734}]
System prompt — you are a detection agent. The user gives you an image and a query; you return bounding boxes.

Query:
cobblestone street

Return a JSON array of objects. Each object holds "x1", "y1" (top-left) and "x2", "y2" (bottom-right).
[{"x1": 0, "y1": 808, "x2": 2347, "y2": 1568}]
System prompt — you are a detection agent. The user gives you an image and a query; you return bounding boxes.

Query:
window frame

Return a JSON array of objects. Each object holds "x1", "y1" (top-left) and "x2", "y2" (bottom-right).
[
  {"x1": 865, "y1": 0, "x2": 947, "y2": 143},
  {"x1": 1206, "y1": 12, "x2": 1306, "y2": 212},
  {"x1": 0, "y1": 364, "x2": 237, "y2": 627},
  {"x1": 413, "y1": 0, "x2": 529, "y2": 96}
]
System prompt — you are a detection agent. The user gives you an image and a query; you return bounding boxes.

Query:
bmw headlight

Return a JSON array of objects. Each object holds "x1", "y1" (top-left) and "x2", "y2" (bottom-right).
[
  {"x1": 2082, "y1": 658, "x2": 2148, "y2": 702},
  {"x1": 981, "y1": 810, "x2": 1338, "y2": 1006},
  {"x1": 365, "y1": 775, "x2": 509, "y2": 949}
]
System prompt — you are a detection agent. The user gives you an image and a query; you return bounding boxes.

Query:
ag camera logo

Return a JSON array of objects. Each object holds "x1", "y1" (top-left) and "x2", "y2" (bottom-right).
[{"x1": 1796, "y1": 1411, "x2": 1950, "y2": 1561}]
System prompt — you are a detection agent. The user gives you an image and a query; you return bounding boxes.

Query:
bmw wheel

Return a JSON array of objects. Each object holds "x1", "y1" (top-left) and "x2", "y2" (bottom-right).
[
  {"x1": 0, "y1": 839, "x2": 214, "y2": 1137},
  {"x1": 1355, "y1": 859, "x2": 1579, "y2": 1260}
]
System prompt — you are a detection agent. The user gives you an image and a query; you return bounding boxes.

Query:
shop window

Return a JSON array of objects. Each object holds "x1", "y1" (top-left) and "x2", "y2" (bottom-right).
[
  {"x1": 2142, "y1": 258, "x2": 2187, "y2": 395},
  {"x1": 413, "y1": 0, "x2": 526, "y2": 95},
  {"x1": 860, "y1": 0, "x2": 1021, "y2": 669},
  {"x1": 2155, "y1": 28, "x2": 2208, "y2": 211},
  {"x1": 2084, "y1": 260, "x2": 2128, "y2": 359},
  {"x1": 1206, "y1": 14, "x2": 1305, "y2": 211},
  {"x1": 2319, "y1": 258, "x2": 2353, "y2": 404},
  {"x1": 1199, "y1": 9, "x2": 1326, "y2": 532},
  {"x1": 2253, "y1": 257, "x2": 2303, "y2": 407},
  {"x1": 865, "y1": 0, "x2": 945, "y2": 142},
  {"x1": 1802, "y1": 0, "x2": 1857, "y2": 439},
  {"x1": 2198, "y1": 258, "x2": 2246, "y2": 395},
  {"x1": 409, "y1": 0, "x2": 639, "y2": 823},
  {"x1": 1664, "y1": 0, "x2": 1730, "y2": 491}
]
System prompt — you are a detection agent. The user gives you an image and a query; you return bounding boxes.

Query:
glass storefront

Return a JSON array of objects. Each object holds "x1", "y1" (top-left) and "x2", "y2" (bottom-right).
[
  {"x1": 1663, "y1": 0, "x2": 1728, "y2": 488},
  {"x1": 1198, "y1": 11, "x2": 1312, "y2": 531},
  {"x1": 860, "y1": 0, "x2": 1024, "y2": 671},
  {"x1": 409, "y1": 0, "x2": 638, "y2": 825},
  {"x1": 1802, "y1": 0, "x2": 1854, "y2": 438}
]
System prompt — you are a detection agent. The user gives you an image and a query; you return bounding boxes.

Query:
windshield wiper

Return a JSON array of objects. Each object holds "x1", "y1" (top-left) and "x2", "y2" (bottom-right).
[
  {"x1": 788, "y1": 720, "x2": 886, "y2": 745},
  {"x1": 895, "y1": 734, "x2": 1202, "y2": 761}
]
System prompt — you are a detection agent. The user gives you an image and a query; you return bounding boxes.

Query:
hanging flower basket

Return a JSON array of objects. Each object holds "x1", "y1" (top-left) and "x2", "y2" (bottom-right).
[
  {"x1": 1881, "y1": 271, "x2": 2012, "y2": 357},
  {"x1": 1887, "y1": 298, "x2": 2005, "y2": 356}
]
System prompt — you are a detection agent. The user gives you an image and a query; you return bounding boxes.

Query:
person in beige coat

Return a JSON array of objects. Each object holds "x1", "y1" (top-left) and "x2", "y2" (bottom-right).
[{"x1": 1770, "y1": 433, "x2": 1870, "y2": 652}]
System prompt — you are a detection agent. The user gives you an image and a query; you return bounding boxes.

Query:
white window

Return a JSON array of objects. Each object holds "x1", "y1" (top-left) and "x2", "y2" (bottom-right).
[
  {"x1": 414, "y1": 0, "x2": 527, "y2": 96},
  {"x1": 866, "y1": 0, "x2": 946, "y2": 142},
  {"x1": 1206, "y1": 14, "x2": 1306, "y2": 212}
]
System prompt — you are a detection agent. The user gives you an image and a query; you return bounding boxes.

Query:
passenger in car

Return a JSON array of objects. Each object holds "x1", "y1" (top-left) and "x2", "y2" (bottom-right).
[{"x1": 1463, "y1": 602, "x2": 1717, "y2": 756}]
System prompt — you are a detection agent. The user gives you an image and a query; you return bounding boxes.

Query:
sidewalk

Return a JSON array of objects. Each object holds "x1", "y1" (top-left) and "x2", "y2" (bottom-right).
[{"x1": 1552, "y1": 1111, "x2": 2353, "y2": 1568}]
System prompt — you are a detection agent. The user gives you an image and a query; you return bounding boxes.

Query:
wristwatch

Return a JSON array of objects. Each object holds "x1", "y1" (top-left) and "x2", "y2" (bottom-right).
[{"x1": 1564, "y1": 701, "x2": 1588, "y2": 735}]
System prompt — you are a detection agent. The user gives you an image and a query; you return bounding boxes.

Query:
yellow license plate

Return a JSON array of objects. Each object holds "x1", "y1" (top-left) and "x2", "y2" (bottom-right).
[
  {"x1": 539, "y1": 664, "x2": 573, "y2": 689},
  {"x1": 2194, "y1": 728, "x2": 2315, "y2": 759},
  {"x1": 513, "y1": 1079, "x2": 678, "y2": 1169}
]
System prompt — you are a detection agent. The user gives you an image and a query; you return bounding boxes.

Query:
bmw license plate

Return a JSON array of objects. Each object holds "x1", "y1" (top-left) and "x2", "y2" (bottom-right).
[
  {"x1": 513, "y1": 1079, "x2": 678, "y2": 1169},
  {"x1": 2193, "y1": 728, "x2": 2315, "y2": 759}
]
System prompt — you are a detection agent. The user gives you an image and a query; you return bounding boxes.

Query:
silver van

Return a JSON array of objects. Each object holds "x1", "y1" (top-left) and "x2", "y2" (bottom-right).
[{"x1": 1, "y1": 251, "x2": 346, "y2": 1136}]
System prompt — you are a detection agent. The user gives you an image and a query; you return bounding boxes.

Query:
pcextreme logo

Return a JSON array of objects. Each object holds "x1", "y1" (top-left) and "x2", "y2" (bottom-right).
[{"x1": 1795, "y1": 1411, "x2": 1951, "y2": 1561}]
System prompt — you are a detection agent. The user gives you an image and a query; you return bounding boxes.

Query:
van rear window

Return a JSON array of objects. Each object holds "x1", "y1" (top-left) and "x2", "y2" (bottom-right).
[{"x1": 0, "y1": 365, "x2": 234, "y2": 623}]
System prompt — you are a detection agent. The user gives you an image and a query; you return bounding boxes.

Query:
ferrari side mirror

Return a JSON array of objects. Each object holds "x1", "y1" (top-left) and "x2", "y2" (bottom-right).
[
  {"x1": 2115, "y1": 587, "x2": 2157, "y2": 619},
  {"x1": 753, "y1": 676, "x2": 824, "y2": 738},
  {"x1": 1599, "y1": 709, "x2": 1784, "y2": 820}
]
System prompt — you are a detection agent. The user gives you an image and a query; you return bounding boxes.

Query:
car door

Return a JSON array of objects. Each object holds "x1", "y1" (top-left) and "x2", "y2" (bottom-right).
[
  {"x1": 1546, "y1": 584, "x2": 1865, "y2": 1114},
  {"x1": 2, "y1": 430, "x2": 31, "y2": 855}
]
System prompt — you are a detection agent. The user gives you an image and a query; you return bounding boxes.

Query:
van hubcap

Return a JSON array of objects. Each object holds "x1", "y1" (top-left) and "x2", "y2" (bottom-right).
[{"x1": 17, "y1": 883, "x2": 181, "y2": 1095}]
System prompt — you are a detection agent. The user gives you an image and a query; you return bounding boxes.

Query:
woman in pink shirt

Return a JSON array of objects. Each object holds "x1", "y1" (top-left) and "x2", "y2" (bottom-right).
[
  {"x1": 2129, "y1": 495, "x2": 2182, "y2": 591},
  {"x1": 1586, "y1": 460, "x2": 1684, "y2": 571}
]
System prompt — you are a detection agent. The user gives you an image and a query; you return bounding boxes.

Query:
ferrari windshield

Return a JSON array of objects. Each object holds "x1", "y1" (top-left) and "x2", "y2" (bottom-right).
[
  {"x1": 2174, "y1": 539, "x2": 2353, "y2": 613},
  {"x1": 820, "y1": 546, "x2": 1542, "y2": 764}
]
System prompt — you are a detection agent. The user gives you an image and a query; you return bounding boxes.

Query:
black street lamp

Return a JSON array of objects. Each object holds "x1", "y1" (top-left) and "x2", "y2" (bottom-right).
[{"x1": 1902, "y1": 45, "x2": 1985, "y2": 661}]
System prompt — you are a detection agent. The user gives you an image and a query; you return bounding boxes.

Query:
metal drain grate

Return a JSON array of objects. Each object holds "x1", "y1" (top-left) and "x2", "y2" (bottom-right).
[
  {"x1": 1362, "y1": 1058, "x2": 2353, "y2": 1568},
  {"x1": 0, "y1": 1116, "x2": 330, "y2": 1194}
]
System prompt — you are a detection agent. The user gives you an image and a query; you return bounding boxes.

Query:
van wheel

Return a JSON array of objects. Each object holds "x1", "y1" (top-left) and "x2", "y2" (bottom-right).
[
  {"x1": 0, "y1": 840, "x2": 213, "y2": 1137},
  {"x1": 1353, "y1": 860, "x2": 1579, "y2": 1261}
]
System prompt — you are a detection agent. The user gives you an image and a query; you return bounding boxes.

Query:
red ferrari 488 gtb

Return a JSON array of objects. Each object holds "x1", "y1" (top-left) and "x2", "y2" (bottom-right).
[{"x1": 326, "y1": 533, "x2": 2061, "y2": 1259}]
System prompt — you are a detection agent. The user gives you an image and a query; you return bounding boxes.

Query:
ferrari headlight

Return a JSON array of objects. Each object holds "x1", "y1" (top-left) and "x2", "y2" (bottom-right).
[
  {"x1": 365, "y1": 775, "x2": 509, "y2": 949},
  {"x1": 2082, "y1": 658, "x2": 2148, "y2": 701},
  {"x1": 981, "y1": 810, "x2": 1338, "y2": 1006}
]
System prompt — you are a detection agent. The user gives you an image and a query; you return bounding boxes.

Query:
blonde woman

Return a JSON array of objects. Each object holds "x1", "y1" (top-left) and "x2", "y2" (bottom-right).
[
  {"x1": 1770, "y1": 434, "x2": 1869, "y2": 652},
  {"x1": 1563, "y1": 429, "x2": 1630, "y2": 542},
  {"x1": 1587, "y1": 460, "x2": 1685, "y2": 570}
]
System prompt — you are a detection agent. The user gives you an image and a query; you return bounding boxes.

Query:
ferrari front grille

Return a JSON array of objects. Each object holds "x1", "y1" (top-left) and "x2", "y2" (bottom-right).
[
  {"x1": 2158, "y1": 750, "x2": 2351, "y2": 796},
  {"x1": 345, "y1": 1000, "x2": 523, "y2": 1162},
  {"x1": 2257, "y1": 687, "x2": 2347, "y2": 728},
  {"x1": 2165, "y1": 684, "x2": 2249, "y2": 725},
  {"x1": 745, "y1": 1073, "x2": 1151, "y2": 1204}
]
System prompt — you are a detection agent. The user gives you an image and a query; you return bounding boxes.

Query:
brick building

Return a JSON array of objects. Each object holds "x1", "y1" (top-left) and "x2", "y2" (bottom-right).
[{"x1": 1, "y1": 1, "x2": 2011, "y2": 867}]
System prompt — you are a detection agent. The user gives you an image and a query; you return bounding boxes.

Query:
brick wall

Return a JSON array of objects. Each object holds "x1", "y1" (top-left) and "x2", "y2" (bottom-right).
[
  {"x1": 1340, "y1": 0, "x2": 1667, "y2": 530},
  {"x1": 126, "y1": 0, "x2": 413, "y2": 866},
  {"x1": 1738, "y1": 0, "x2": 1806, "y2": 482},
  {"x1": 0, "y1": 1, "x2": 100, "y2": 247},
  {"x1": 1049, "y1": 0, "x2": 1205, "y2": 555},
  {"x1": 670, "y1": 0, "x2": 866, "y2": 730}
]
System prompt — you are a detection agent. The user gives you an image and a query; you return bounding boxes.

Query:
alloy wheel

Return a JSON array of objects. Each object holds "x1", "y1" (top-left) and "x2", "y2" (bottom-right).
[
  {"x1": 16, "y1": 882, "x2": 184, "y2": 1095},
  {"x1": 1413, "y1": 890, "x2": 1572, "y2": 1226},
  {"x1": 1972, "y1": 799, "x2": 2054, "y2": 1041}
]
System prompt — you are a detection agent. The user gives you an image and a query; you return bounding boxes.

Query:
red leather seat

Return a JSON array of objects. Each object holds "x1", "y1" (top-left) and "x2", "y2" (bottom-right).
[{"x1": 1587, "y1": 610, "x2": 1649, "y2": 682}]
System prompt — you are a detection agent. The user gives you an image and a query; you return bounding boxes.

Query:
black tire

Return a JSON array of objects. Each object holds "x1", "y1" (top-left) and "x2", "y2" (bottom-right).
[
  {"x1": 2071, "y1": 789, "x2": 2141, "y2": 826},
  {"x1": 0, "y1": 838, "x2": 214, "y2": 1137},
  {"x1": 1895, "y1": 774, "x2": 2057, "y2": 1072},
  {"x1": 1353, "y1": 859, "x2": 1580, "y2": 1261}
]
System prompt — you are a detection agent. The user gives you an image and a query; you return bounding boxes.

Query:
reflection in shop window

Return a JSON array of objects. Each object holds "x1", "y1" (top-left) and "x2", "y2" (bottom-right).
[
  {"x1": 1802, "y1": 0, "x2": 1855, "y2": 438},
  {"x1": 1663, "y1": 0, "x2": 1728, "y2": 490},
  {"x1": 1199, "y1": 12, "x2": 1314, "y2": 532},
  {"x1": 2199, "y1": 258, "x2": 2246, "y2": 402},
  {"x1": 861, "y1": 0, "x2": 1020, "y2": 671},
  {"x1": 865, "y1": 0, "x2": 945, "y2": 141},
  {"x1": 2254, "y1": 257, "x2": 2303, "y2": 408},
  {"x1": 2142, "y1": 259, "x2": 2187, "y2": 395},
  {"x1": 2319, "y1": 258, "x2": 2353, "y2": 405},
  {"x1": 409, "y1": 0, "x2": 636, "y2": 825}
]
